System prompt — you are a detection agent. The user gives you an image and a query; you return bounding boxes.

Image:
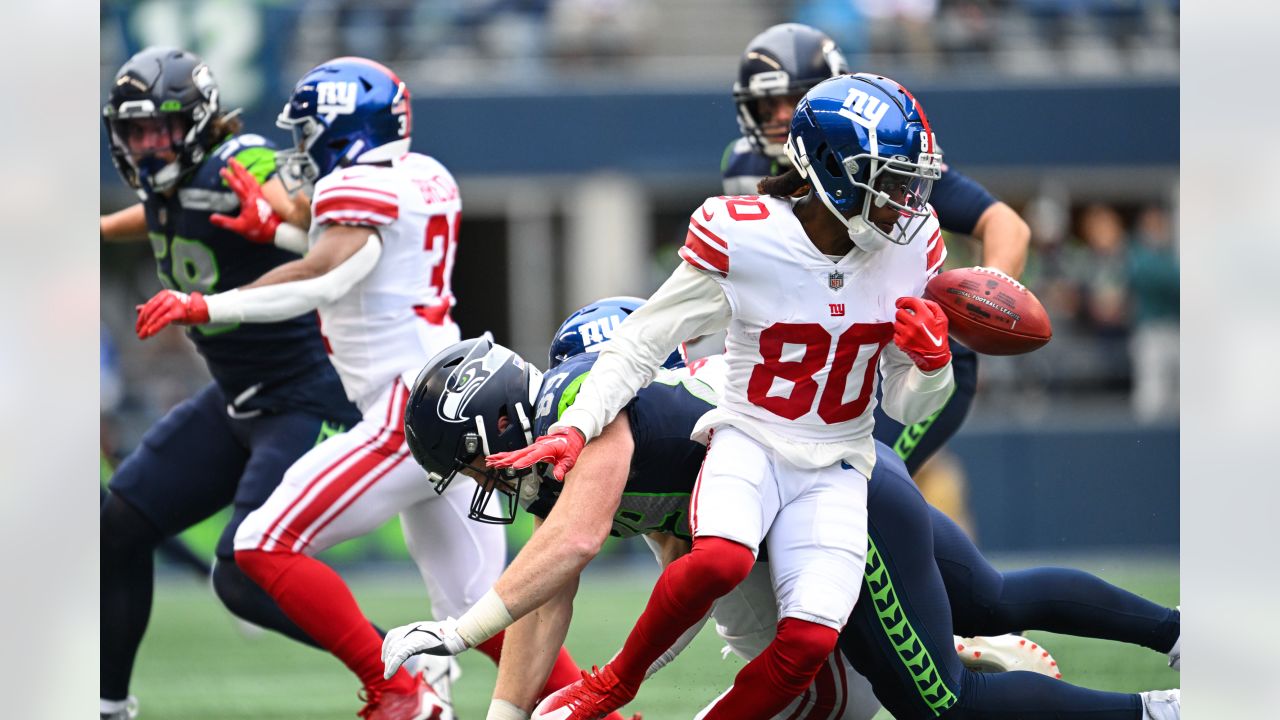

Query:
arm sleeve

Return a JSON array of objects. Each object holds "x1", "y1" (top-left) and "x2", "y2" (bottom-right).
[
  {"x1": 878, "y1": 343, "x2": 955, "y2": 425},
  {"x1": 203, "y1": 235, "x2": 381, "y2": 323},
  {"x1": 550, "y1": 263, "x2": 732, "y2": 441},
  {"x1": 929, "y1": 165, "x2": 998, "y2": 236}
]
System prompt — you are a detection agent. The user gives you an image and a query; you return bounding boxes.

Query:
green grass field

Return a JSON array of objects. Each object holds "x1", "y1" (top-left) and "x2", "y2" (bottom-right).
[{"x1": 129, "y1": 553, "x2": 1178, "y2": 719}]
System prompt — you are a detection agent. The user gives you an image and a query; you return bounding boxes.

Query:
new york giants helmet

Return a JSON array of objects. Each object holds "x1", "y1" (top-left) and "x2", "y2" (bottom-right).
[
  {"x1": 548, "y1": 296, "x2": 687, "y2": 370},
  {"x1": 103, "y1": 47, "x2": 224, "y2": 194},
  {"x1": 785, "y1": 73, "x2": 942, "y2": 252},
  {"x1": 404, "y1": 335, "x2": 544, "y2": 524},
  {"x1": 733, "y1": 23, "x2": 848, "y2": 158},
  {"x1": 275, "y1": 57, "x2": 412, "y2": 192}
]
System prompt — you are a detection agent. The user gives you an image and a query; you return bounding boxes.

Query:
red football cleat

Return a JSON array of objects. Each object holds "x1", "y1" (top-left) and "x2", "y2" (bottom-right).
[
  {"x1": 533, "y1": 665, "x2": 638, "y2": 720},
  {"x1": 357, "y1": 673, "x2": 452, "y2": 720}
]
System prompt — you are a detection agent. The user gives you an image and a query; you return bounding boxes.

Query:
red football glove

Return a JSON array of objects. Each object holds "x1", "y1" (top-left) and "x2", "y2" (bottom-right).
[
  {"x1": 486, "y1": 427, "x2": 586, "y2": 481},
  {"x1": 893, "y1": 296, "x2": 951, "y2": 372},
  {"x1": 135, "y1": 290, "x2": 210, "y2": 340},
  {"x1": 210, "y1": 158, "x2": 280, "y2": 244}
]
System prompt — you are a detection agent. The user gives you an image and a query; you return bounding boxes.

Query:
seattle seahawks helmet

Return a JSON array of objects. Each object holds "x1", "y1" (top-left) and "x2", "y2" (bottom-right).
[
  {"x1": 275, "y1": 57, "x2": 412, "y2": 192},
  {"x1": 102, "y1": 47, "x2": 225, "y2": 194},
  {"x1": 548, "y1": 296, "x2": 687, "y2": 370},
  {"x1": 733, "y1": 23, "x2": 848, "y2": 158},
  {"x1": 404, "y1": 335, "x2": 544, "y2": 524},
  {"x1": 785, "y1": 73, "x2": 942, "y2": 252}
]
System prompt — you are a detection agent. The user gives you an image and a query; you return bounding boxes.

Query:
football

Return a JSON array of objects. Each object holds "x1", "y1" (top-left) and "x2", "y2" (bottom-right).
[{"x1": 924, "y1": 267, "x2": 1052, "y2": 355}]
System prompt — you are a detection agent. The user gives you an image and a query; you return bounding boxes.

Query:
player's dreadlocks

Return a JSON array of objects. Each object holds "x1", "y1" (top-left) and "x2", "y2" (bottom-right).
[{"x1": 757, "y1": 167, "x2": 809, "y2": 199}]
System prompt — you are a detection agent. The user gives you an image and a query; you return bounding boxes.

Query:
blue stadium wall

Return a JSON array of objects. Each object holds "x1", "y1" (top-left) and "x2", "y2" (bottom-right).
[{"x1": 100, "y1": 80, "x2": 1178, "y2": 184}]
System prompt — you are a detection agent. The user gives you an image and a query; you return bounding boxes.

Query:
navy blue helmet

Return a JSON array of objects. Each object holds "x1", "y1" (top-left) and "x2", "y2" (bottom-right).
[
  {"x1": 404, "y1": 336, "x2": 544, "y2": 524},
  {"x1": 102, "y1": 47, "x2": 224, "y2": 193},
  {"x1": 785, "y1": 73, "x2": 942, "y2": 251},
  {"x1": 275, "y1": 57, "x2": 412, "y2": 191},
  {"x1": 549, "y1": 296, "x2": 687, "y2": 370},
  {"x1": 734, "y1": 23, "x2": 848, "y2": 158}
]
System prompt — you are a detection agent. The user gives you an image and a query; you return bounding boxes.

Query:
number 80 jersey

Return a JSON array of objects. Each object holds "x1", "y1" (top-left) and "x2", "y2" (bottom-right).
[
  {"x1": 679, "y1": 194, "x2": 945, "y2": 469},
  {"x1": 309, "y1": 153, "x2": 463, "y2": 409}
]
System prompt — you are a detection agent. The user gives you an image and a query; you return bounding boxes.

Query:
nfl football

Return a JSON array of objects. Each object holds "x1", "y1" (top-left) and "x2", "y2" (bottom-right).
[{"x1": 923, "y1": 267, "x2": 1052, "y2": 355}]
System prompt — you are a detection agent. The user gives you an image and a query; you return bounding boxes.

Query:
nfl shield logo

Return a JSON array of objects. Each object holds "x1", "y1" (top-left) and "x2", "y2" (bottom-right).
[{"x1": 828, "y1": 270, "x2": 845, "y2": 292}]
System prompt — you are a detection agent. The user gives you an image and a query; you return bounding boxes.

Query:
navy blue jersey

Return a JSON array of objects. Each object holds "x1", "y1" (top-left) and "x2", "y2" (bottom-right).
[
  {"x1": 527, "y1": 353, "x2": 717, "y2": 541},
  {"x1": 140, "y1": 133, "x2": 356, "y2": 421},
  {"x1": 720, "y1": 137, "x2": 998, "y2": 236}
]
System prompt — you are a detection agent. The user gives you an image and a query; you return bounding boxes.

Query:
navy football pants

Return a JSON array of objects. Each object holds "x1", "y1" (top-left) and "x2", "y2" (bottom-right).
[
  {"x1": 838, "y1": 452, "x2": 1163, "y2": 719},
  {"x1": 101, "y1": 383, "x2": 349, "y2": 700}
]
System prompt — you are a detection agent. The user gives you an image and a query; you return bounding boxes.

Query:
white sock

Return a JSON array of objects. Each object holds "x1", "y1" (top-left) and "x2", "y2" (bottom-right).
[{"x1": 100, "y1": 698, "x2": 129, "y2": 714}]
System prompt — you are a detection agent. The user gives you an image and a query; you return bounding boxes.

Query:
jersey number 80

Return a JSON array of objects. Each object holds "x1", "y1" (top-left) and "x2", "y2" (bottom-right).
[{"x1": 747, "y1": 321, "x2": 894, "y2": 424}]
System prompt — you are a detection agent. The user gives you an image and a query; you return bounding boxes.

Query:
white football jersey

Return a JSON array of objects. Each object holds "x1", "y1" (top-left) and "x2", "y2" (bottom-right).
[
  {"x1": 309, "y1": 153, "x2": 463, "y2": 408},
  {"x1": 679, "y1": 194, "x2": 945, "y2": 448}
]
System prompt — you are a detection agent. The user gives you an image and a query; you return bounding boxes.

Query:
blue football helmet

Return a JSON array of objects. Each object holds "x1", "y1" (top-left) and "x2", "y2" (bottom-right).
[
  {"x1": 784, "y1": 73, "x2": 943, "y2": 252},
  {"x1": 548, "y1": 296, "x2": 687, "y2": 370},
  {"x1": 275, "y1": 57, "x2": 412, "y2": 192}
]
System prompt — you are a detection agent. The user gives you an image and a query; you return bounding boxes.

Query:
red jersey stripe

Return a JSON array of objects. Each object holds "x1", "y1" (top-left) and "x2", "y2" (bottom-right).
[
  {"x1": 682, "y1": 227, "x2": 729, "y2": 276},
  {"x1": 314, "y1": 184, "x2": 398, "y2": 201}
]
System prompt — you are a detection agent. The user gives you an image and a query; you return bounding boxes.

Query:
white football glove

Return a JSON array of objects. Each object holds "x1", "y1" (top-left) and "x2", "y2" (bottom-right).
[{"x1": 382, "y1": 618, "x2": 470, "y2": 679}]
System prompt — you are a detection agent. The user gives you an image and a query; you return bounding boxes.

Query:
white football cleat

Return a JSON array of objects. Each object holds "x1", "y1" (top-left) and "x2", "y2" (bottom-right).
[
  {"x1": 1140, "y1": 689, "x2": 1180, "y2": 720},
  {"x1": 100, "y1": 696, "x2": 139, "y2": 720},
  {"x1": 954, "y1": 634, "x2": 1061, "y2": 678}
]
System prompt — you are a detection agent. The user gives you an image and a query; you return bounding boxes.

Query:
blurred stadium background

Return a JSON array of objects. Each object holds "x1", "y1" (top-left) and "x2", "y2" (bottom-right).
[{"x1": 100, "y1": 0, "x2": 1178, "y2": 716}]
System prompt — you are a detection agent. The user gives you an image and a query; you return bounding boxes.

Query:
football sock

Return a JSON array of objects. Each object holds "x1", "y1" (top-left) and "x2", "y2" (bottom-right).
[
  {"x1": 100, "y1": 495, "x2": 161, "y2": 701},
  {"x1": 543, "y1": 645, "x2": 586, "y2": 695},
  {"x1": 235, "y1": 549, "x2": 416, "y2": 693},
  {"x1": 610, "y1": 536, "x2": 755, "y2": 687},
  {"x1": 702, "y1": 618, "x2": 839, "y2": 719}
]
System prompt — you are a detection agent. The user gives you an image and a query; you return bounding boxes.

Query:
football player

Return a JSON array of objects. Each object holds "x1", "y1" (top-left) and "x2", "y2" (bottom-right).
[
  {"x1": 133, "y1": 56, "x2": 612, "y2": 720},
  {"x1": 724, "y1": 23, "x2": 1031, "y2": 478},
  {"x1": 99, "y1": 47, "x2": 363, "y2": 720},
  {"x1": 481, "y1": 73, "x2": 960, "y2": 720},
  {"x1": 385, "y1": 332, "x2": 1179, "y2": 720}
]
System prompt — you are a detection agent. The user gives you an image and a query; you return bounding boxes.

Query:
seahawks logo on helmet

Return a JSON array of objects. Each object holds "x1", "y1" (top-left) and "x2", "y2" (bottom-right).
[{"x1": 437, "y1": 358, "x2": 493, "y2": 423}]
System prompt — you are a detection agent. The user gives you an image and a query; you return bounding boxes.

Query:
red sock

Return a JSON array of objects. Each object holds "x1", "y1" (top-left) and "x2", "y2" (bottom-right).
[
  {"x1": 235, "y1": 549, "x2": 416, "y2": 693},
  {"x1": 474, "y1": 631, "x2": 626, "y2": 719},
  {"x1": 702, "y1": 618, "x2": 839, "y2": 719},
  {"x1": 609, "y1": 537, "x2": 754, "y2": 687}
]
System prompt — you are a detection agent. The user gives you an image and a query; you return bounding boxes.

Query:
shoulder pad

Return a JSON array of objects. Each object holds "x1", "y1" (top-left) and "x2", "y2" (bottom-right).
[
  {"x1": 678, "y1": 197, "x2": 732, "y2": 278},
  {"x1": 312, "y1": 167, "x2": 401, "y2": 227}
]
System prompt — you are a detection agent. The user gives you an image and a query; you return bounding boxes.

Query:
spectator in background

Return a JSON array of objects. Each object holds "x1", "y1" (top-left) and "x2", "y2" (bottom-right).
[
  {"x1": 1126, "y1": 204, "x2": 1178, "y2": 422},
  {"x1": 855, "y1": 0, "x2": 939, "y2": 66},
  {"x1": 1076, "y1": 203, "x2": 1130, "y2": 336}
]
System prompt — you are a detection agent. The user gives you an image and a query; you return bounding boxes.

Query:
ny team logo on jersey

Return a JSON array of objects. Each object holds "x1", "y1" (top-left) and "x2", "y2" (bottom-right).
[
  {"x1": 316, "y1": 81, "x2": 359, "y2": 115},
  {"x1": 838, "y1": 87, "x2": 890, "y2": 129}
]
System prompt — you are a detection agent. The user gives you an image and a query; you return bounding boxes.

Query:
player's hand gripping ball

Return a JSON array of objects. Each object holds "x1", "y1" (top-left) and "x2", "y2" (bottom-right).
[{"x1": 924, "y1": 267, "x2": 1052, "y2": 355}]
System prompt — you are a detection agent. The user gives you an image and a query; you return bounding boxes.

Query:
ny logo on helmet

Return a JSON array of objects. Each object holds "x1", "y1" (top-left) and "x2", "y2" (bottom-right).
[
  {"x1": 579, "y1": 316, "x2": 623, "y2": 351},
  {"x1": 317, "y1": 81, "x2": 359, "y2": 115},
  {"x1": 837, "y1": 88, "x2": 889, "y2": 130}
]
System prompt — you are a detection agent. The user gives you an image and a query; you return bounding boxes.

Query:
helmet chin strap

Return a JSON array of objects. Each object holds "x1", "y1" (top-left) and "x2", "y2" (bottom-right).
[{"x1": 787, "y1": 135, "x2": 890, "y2": 253}]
